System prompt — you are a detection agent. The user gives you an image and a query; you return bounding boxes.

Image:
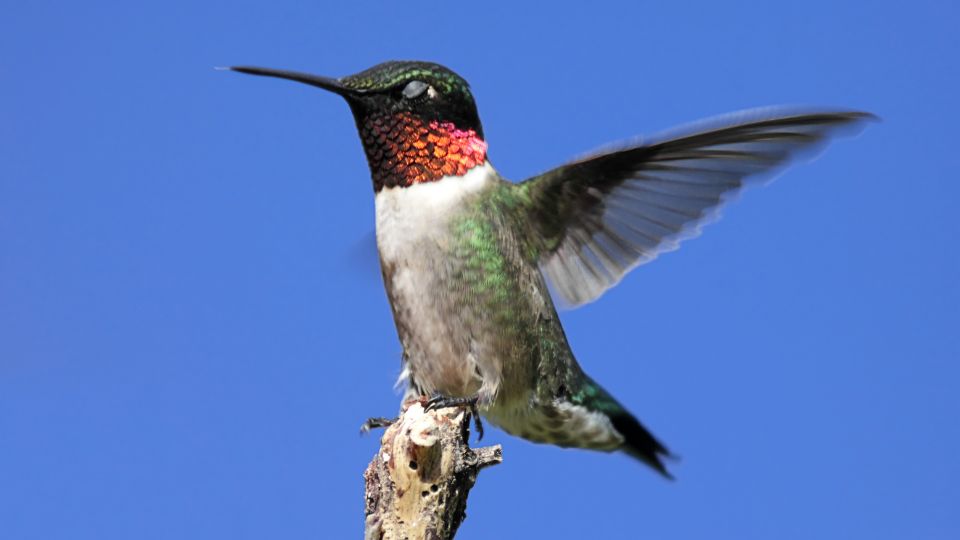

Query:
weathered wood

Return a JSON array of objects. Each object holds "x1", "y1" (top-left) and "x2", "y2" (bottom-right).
[{"x1": 363, "y1": 403, "x2": 502, "y2": 540}]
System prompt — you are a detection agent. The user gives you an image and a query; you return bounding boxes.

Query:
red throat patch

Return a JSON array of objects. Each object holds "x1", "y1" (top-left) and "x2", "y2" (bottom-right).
[{"x1": 359, "y1": 113, "x2": 488, "y2": 191}]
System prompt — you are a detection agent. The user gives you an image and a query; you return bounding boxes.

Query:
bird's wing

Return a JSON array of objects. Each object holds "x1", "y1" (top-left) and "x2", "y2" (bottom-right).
[{"x1": 517, "y1": 107, "x2": 874, "y2": 307}]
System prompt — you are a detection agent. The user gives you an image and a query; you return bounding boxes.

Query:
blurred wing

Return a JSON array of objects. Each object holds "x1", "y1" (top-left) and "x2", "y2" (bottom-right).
[
  {"x1": 519, "y1": 107, "x2": 875, "y2": 307},
  {"x1": 343, "y1": 229, "x2": 383, "y2": 283}
]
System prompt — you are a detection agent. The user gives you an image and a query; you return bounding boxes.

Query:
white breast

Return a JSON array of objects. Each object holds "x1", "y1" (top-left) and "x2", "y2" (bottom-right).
[{"x1": 374, "y1": 161, "x2": 496, "y2": 261}]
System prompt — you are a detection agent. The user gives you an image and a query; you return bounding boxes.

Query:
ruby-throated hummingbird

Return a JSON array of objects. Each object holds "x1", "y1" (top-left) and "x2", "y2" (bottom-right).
[{"x1": 229, "y1": 61, "x2": 872, "y2": 477}]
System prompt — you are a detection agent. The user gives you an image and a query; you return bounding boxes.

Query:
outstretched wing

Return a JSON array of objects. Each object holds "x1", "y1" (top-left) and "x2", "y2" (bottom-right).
[{"x1": 519, "y1": 107, "x2": 874, "y2": 307}]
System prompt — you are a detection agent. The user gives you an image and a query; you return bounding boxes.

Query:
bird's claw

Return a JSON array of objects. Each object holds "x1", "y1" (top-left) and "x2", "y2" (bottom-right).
[
  {"x1": 424, "y1": 394, "x2": 471, "y2": 411},
  {"x1": 360, "y1": 416, "x2": 396, "y2": 435},
  {"x1": 423, "y1": 394, "x2": 485, "y2": 441}
]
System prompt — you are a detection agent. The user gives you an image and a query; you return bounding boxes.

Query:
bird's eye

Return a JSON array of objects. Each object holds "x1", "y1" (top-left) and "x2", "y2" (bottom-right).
[{"x1": 401, "y1": 80, "x2": 432, "y2": 99}]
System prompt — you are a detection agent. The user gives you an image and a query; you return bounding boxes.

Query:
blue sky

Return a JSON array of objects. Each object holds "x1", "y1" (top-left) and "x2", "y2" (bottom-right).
[{"x1": 2, "y1": 1, "x2": 958, "y2": 538}]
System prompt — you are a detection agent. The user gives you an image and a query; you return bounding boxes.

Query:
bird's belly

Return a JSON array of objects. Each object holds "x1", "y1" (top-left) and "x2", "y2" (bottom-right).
[
  {"x1": 378, "y1": 235, "x2": 545, "y2": 406},
  {"x1": 374, "y1": 167, "x2": 499, "y2": 399},
  {"x1": 382, "y1": 258, "x2": 483, "y2": 398}
]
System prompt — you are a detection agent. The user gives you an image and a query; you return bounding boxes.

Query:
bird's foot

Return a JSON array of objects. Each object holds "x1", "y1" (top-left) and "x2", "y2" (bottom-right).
[
  {"x1": 359, "y1": 416, "x2": 396, "y2": 435},
  {"x1": 424, "y1": 394, "x2": 485, "y2": 441},
  {"x1": 424, "y1": 393, "x2": 479, "y2": 411}
]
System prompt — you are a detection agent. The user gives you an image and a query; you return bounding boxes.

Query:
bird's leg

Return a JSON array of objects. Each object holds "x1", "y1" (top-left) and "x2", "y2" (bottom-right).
[
  {"x1": 424, "y1": 394, "x2": 485, "y2": 441},
  {"x1": 360, "y1": 417, "x2": 396, "y2": 434}
]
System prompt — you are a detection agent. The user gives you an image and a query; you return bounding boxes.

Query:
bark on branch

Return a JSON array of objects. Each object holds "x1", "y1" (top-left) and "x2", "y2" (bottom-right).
[{"x1": 363, "y1": 403, "x2": 503, "y2": 539}]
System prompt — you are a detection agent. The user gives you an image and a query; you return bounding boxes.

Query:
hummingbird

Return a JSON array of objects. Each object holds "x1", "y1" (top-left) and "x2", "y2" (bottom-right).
[{"x1": 229, "y1": 61, "x2": 873, "y2": 478}]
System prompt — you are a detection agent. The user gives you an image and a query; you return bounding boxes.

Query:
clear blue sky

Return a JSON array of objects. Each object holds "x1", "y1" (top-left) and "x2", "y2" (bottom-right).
[{"x1": 2, "y1": 1, "x2": 957, "y2": 538}]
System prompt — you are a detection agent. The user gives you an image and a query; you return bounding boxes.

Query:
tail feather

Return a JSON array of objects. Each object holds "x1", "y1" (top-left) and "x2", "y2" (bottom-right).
[
  {"x1": 576, "y1": 376, "x2": 675, "y2": 478},
  {"x1": 607, "y1": 409, "x2": 674, "y2": 479}
]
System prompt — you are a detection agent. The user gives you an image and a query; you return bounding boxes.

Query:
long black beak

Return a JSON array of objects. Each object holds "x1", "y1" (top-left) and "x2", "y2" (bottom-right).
[{"x1": 225, "y1": 66, "x2": 363, "y2": 98}]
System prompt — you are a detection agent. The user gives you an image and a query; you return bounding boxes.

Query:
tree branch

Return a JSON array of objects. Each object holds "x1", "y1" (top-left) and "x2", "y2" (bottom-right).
[{"x1": 363, "y1": 403, "x2": 503, "y2": 539}]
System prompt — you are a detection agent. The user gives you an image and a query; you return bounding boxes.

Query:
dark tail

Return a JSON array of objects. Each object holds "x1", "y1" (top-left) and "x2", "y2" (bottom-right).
[
  {"x1": 580, "y1": 377, "x2": 675, "y2": 479},
  {"x1": 607, "y1": 408, "x2": 675, "y2": 480}
]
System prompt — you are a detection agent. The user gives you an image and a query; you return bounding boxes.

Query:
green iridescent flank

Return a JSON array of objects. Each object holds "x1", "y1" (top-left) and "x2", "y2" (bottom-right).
[
  {"x1": 453, "y1": 214, "x2": 514, "y2": 323},
  {"x1": 450, "y1": 186, "x2": 547, "y2": 345},
  {"x1": 341, "y1": 61, "x2": 472, "y2": 98}
]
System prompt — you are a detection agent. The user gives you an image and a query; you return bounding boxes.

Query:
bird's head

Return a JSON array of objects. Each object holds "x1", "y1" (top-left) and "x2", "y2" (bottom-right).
[{"x1": 230, "y1": 61, "x2": 487, "y2": 191}]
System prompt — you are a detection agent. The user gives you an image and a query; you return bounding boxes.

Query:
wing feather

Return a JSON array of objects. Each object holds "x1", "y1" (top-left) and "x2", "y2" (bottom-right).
[{"x1": 519, "y1": 107, "x2": 875, "y2": 307}]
